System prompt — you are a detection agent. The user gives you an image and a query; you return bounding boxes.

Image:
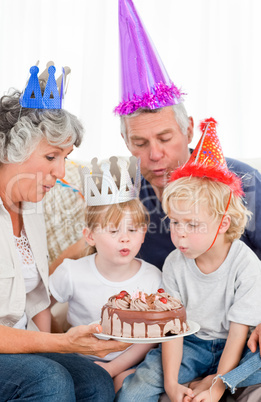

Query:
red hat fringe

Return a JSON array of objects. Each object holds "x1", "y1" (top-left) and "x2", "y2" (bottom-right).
[
  {"x1": 170, "y1": 162, "x2": 244, "y2": 197},
  {"x1": 169, "y1": 162, "x2": 244, "y2": 197},
  {"x1": 199, "y1": 117, "x2": 218, "y2": 133}
]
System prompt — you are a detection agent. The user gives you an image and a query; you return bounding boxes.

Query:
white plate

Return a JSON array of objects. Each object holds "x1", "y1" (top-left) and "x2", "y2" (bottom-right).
[{"x1": 93, "y1": 320, "x2": 200, "y2": 344}]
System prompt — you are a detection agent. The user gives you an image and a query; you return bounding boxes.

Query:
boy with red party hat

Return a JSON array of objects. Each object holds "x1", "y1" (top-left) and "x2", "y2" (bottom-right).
[{"x1": 116, "y1": 119, "x2": 261, "y2": 402}]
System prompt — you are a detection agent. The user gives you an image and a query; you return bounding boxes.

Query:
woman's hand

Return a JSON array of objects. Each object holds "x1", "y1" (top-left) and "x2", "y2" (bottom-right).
[{"x1": 63, "y1": 323, "x2": 130, "y2": 357}]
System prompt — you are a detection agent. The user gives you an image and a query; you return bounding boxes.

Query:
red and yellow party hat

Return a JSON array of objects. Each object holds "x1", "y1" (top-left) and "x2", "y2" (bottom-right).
[{"x1": 169, "y1": 118, "x2": 243, "y2": 197}]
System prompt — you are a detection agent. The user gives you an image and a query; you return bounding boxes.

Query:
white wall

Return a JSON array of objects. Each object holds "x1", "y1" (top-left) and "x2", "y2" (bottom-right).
[{"x1": 0, "y1": 0, "x2": 260, "y2": 162}]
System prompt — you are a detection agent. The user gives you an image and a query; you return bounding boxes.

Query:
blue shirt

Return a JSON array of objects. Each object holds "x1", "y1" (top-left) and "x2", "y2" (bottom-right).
[{"x1": 138, "y1": 156, "x2": 261, "y2": 270}]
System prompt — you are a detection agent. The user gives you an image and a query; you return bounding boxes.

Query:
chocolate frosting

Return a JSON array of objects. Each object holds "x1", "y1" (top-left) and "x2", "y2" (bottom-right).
[{"x1": 101, "y1": 289, "x2": 189, "y2": 338}]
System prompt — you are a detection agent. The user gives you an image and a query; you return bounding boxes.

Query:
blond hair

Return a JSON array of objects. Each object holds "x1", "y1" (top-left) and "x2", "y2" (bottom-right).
[
  {"x1": 85, "y1": 199, "x2": 149, "y2": 255},
  {"x1": 162, "y1": 176, "x2": 251, "y2": 242}
]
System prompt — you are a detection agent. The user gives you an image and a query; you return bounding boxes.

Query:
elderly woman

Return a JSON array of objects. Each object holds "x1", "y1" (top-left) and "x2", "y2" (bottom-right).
[{"x1": 0, "y1": 88, "x2": 127, "y2": 401}]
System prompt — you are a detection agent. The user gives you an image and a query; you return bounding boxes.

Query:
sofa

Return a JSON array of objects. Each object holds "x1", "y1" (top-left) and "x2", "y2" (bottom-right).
[{"x1": 44, "y1": 157, "x2": 261, "y2": 402}]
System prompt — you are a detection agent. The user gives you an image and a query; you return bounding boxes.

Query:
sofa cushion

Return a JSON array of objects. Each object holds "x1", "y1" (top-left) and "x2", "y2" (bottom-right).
[{"x1": 44, "y1": 160, "x2": 86, "y2": 264}]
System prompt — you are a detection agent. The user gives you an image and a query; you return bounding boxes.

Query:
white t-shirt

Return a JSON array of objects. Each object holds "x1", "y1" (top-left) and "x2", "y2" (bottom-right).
[
  {"x1": 49, "y1": 254, "x2": 162, "y2": 360},
  {"x1": 163, "y1": 240, "x2": 261, "y2": 340}
]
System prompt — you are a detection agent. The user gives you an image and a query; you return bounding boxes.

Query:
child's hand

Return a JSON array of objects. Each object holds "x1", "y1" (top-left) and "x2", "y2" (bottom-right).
[
  {"x1": 165, "y1": 382, "x2": 194, "y2": 402},
  {"x1": 186, "y1": 389, "x2": 218, "y2": 402},
  {"x1": 248, "y1": 323, "x2": 261, "y2": 353},
  {"x1": 183, "y1": 375, "x2": 225, "y2": 402},
  {"x1": 185, "y1": 375, "x2": 215, "y2": 397},
  {"x1": 187, "y1": 389, "x2": 210, "y2": 402}
]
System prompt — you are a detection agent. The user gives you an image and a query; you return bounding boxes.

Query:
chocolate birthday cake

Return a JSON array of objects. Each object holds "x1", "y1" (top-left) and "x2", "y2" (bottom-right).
[{"x1": 100, "y1": 289, "x2": 189, "y2": 338}]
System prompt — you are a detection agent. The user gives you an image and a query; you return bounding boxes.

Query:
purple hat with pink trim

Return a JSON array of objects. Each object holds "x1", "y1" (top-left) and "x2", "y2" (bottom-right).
[{"x1": 114, "y1": 0, "x2": 184, "y2": 116}]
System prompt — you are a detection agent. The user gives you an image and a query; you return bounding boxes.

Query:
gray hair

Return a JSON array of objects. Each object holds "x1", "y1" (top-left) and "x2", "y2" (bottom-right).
[
  {"x1": 120, "y1": 103, "x2": 190, "y2": 142},
  {"x1": 0, "y1": 89, "x2": 84, "y2": 164}
]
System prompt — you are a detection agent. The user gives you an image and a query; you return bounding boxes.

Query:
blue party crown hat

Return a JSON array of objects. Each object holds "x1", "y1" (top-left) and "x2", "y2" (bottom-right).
[{"x1": 19, "y1": 61, "x2": 70, "y2": 109}]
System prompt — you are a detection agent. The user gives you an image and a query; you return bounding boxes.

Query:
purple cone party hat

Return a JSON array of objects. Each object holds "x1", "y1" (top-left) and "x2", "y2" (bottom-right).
[{"x1": 114, "y1": 0, "x2": 183, "y2": 115}]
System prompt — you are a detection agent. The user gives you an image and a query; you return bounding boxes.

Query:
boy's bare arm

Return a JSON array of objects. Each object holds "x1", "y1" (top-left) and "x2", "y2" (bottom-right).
[
  {"x1": 95, "y1": 343, "x2": 155, "y2": 378},
  {"x1": 211, "y1": 322, "x2": 249, "y2": 397},
  {"x1": 217, "y1": 322, "x2": 249, "y2": 376},
  {"x1": 32, "y1": 306, "x2": 52, "y2": 332},
  {"x1": 162, "y1": 338, "x2": 194, "y2": 402}
]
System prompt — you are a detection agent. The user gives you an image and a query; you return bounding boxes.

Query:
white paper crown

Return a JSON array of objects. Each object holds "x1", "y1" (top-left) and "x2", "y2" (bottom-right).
[{"x1": 80, "y1": 156, "x2": 141, "y2": 206}]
